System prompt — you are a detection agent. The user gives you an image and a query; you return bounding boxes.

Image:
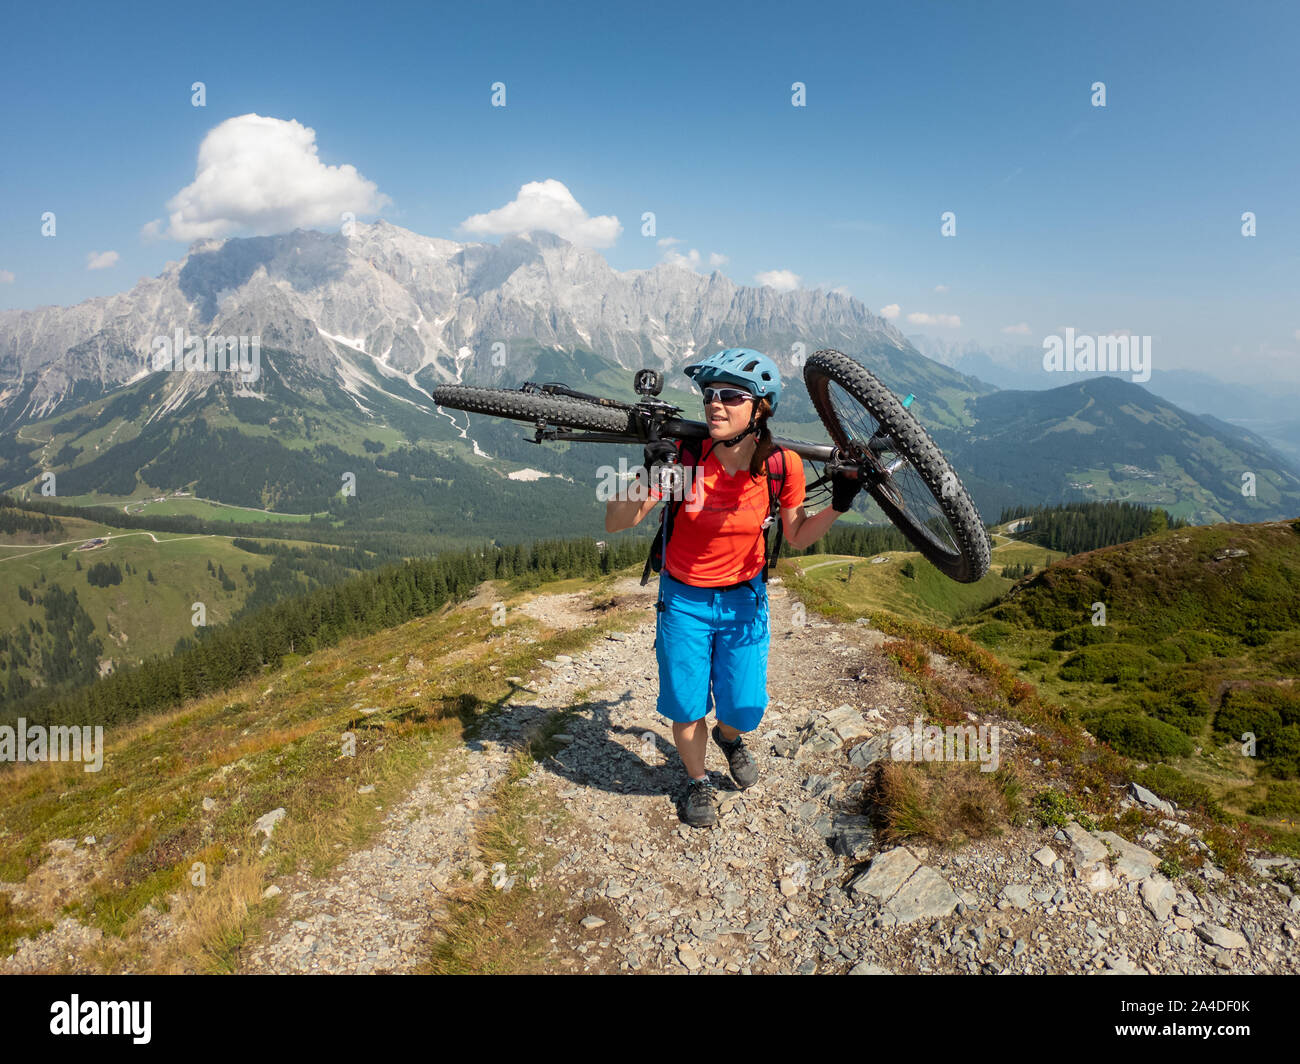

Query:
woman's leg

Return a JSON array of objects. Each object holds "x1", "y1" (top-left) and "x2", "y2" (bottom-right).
[
  {"x1": 672, "y1": 719, "x2": 709, "y2": 778},
  {"x1": 655, "y1": 578, "x2": 715, "y2": 778},
  {"x1": 710, "y1": 581, "x2": 770, "y2": 735}
]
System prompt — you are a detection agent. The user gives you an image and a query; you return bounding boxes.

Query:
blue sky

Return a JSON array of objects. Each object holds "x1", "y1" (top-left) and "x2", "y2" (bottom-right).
[{"x1": 2, "y1": 0, "x2": 1298, "y2": 383}]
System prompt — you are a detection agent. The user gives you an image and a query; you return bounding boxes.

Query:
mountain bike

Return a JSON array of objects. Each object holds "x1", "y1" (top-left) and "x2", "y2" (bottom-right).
[{"x1": 432, "y1": 348, "x2": 991, "y2": 582}]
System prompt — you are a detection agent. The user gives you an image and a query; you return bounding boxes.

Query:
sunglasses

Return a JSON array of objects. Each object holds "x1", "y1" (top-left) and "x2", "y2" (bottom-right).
[{"x1": 702, "y1": 387, "x2": 754, "y2": 407}]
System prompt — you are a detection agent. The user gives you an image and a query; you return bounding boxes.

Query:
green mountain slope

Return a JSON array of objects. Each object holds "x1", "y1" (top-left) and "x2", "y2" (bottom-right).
[
  {"x1": 938, "y1": 376, "x2": 1300, "y2": 522},
  {"x1": 7, "y1": 343, "x2": 1300, "y2": 552},
  {"x1": 959, "y1": 518, "x2": 1300, "y2": 824}
]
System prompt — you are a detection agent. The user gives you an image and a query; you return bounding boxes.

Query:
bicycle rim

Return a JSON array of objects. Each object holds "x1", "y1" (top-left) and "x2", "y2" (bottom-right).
[
  {"x1": 825, "y1": 379, "x2": 964, "y2": 558},
  {"x1": 804, "y1": 349, "x2": 989, "y2": 582}
]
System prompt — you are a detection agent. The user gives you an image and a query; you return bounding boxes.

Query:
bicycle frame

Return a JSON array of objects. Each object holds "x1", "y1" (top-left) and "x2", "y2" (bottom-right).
[
  {"x1": 436, "y1": 358, "x2": 989, "y2": 583},
  {"x1": 525, "y1": 391, "x2": 856, "y2": 474}
]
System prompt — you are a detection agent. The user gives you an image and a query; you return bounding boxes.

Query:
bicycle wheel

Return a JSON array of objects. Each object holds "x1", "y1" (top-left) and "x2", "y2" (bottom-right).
[
  {"x1": 432, "y1": 385, "x2": 638, "y2": 436},
  {"x1": 803, "y1": 349, "x2": 990, "y2": 583}
]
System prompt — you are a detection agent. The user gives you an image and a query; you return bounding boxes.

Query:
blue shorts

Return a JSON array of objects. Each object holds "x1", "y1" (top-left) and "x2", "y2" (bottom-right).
[{"x1": 653, "y1": 571, "x2": 770, "y2": 732}]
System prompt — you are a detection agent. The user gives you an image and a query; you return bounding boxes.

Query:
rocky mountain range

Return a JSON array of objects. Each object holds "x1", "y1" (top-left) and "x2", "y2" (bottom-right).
[
  {"x1": 1, "y1": 223, "x2": 1297, "y2": 528},
  {"x1": 0, "y1": 222, "x2": 934, "y2": 428}
]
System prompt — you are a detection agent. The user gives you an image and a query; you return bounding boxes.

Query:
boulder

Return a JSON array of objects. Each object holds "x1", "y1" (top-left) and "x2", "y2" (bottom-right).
[
  {"x1": 1196, "y1": 924, "x2": 1248, "y2": 950},
  {"x1": 796, "y1": 729, "x2": 841, "y2": 761},
  {"x1": 847, "y1": 732, "x2": 893, "y2": 769},
  {"x1": 998, "y1": 884, "x2": 1033, "y2": 911},
  {"x1": 1101, "y1": 953, "x2": 1145, "y2": 975},
  {"x1": 1062, "y1": 821, "x2": 1109, "y2": 868},
  {"x1": 251, "y1": 808, "x2": 286, "y2": 839},
  {"x1": 886, "y1": 867, "x2": 961, "y2": 925},
  {"x1": 1095, "y1": 831, "x2": 1161, "y2": 881},
  {"x1": 822, "y1": 704, "x2": 874, "y2": 742},
  {"x1": 1081, "y1": 865, "x2": 1117, "y2": 894},
  {"x1": 831, "y1": 814, "x2": 875, "y2": 860},
  {"x1": 848, "y1": 846, "x2": 920, "y2": 902},
  {"x1": 1140, "y1": 875, "x2": 1177, "y2": 922},
  {"x1": 1129, "y1": 782, "x2": 1174, "y2": 815}
]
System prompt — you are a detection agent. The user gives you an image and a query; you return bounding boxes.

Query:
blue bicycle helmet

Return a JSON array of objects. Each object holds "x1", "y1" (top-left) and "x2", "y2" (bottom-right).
[{"x1": 683, "y1": 347, "x2": 782, "y2": 414}]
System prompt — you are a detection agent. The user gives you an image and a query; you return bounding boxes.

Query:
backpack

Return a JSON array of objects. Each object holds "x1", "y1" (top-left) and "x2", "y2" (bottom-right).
[{"x1": 639, "y1": 437, "x2": 788, "y2": 586}]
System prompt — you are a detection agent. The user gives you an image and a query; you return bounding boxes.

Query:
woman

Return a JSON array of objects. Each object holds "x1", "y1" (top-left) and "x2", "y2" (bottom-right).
[{"x1": 604, "y1": 348, "x2": 862, "y2": 827}]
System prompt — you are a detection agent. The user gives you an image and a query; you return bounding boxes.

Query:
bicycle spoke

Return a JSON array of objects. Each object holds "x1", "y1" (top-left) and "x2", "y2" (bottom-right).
[{"x1": 825, "y1": 382, "x2": 963, "y2": 559}]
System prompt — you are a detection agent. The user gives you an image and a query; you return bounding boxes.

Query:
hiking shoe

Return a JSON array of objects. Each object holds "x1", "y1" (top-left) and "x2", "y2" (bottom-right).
[
  {"x1": 712, "y1": 725, "x2": 758, "y2": 789},
  {"x1": 682, "y1": 776, "x2": 718, "y2": 828}
]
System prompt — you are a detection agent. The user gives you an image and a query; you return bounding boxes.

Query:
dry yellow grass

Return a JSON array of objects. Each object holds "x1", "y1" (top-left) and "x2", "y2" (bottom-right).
[{"x1": 0, "y1": 571, "x2": 642, "y2": 973}]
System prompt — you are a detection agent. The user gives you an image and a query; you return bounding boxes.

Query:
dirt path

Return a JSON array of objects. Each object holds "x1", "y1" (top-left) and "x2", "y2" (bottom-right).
[
  {"x1": 236, "y1": 574, "x2": 914, "y2": 973},
  {"x1": 234, "y1": 574, "x2": 1300, "y2": 976}
]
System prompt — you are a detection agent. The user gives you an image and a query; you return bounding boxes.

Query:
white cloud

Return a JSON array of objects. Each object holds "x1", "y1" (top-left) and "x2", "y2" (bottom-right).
[
  {"x1": 661, "y1": 245, "x2": 728, "y2": 272},
  {"x1": 879, "y1": 304, "x2": 900, "y2": 320},
  {"x1": 655, "y1": 236, "x2": 726, "y2": 269},
  {"x1": 907, "y1": 312, "x2": 961, "y2": 327},
  {"x1": 934, "y1": 284, "x2": 949, "y2": 294},
  {"x1": 0, "y1": 270, "x2": 13, "y2": 283},
  {"x1": 460, "y1": 178, "x2": 621, "y2": 248},
  {"x1": 1001, "y1": 322, "x2": 1031, "y2": 335},
  {"x1": 86, "y1": 250, "x2": 119, "y2": 270},
  {"x1": 831, "y1": 285, "x2": 851, "y2": 297},
  {"x1": 146, "y1": 113, "x2": 390, "y2": 241},
  {"x1": 755, "y1": 269, "x2": 800, "y2": 292},
  {"x1": 663, "y1": 247, "x2": 703, "y2": 270}
]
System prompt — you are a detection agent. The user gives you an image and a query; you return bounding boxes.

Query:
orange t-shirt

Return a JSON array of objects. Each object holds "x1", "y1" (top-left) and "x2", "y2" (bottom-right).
[{"x1": 649, "y1": 438, "x2": 806, "y2": 586}]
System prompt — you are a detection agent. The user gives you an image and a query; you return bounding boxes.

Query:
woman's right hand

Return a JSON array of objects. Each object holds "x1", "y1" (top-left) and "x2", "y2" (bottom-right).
[
  {"x1": 643, "y1": 439, "x2": 679, "y2": 473},
  {"x1": 605, "y1": 462, "x2": 660, "y2": 533}
]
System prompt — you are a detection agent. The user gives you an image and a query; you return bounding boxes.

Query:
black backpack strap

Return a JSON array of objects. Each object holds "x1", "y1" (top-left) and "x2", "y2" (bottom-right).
[{"x1": 760, "y1": 447, "x2": 788, "y2": 582}]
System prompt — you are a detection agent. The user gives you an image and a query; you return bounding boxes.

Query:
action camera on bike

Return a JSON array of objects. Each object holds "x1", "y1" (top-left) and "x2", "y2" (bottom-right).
[{"x1": 634, "y1": 369, "x2": 663, "y2": 396}]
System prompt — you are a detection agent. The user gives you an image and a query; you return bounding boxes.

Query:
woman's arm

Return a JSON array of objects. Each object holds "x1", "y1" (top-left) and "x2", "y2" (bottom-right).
[
  {"x1": 780, "y1": 502, "x2": 843, "y2": 551},
  {"x1": 781, "y1": 464, "x2": 861, "y2": 549},
  {"x1": 605, "y1": 472, "x2": 660, "y2": 533}
]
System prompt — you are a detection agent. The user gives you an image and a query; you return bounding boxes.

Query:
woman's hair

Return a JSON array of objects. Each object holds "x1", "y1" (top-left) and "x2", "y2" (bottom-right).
[{"x1": 747, "y1": 396, "x2": 776, "y2": 478}]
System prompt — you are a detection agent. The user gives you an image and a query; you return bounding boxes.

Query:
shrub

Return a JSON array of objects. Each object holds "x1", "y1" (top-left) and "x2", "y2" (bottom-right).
[
  {"x1": 1213, "y1": 702, "x2": 1280, "y2": 747},
  {"x1": 1150, "y1": 632, "x2": 1236, "y2": 663},
  {"x1": 1051, "y1": 624, "x2": 1118, "y2": 652},
  {"x1": 1246, "y1": 781, "x2": 1300, "y2": 819},
  {"x1": 1120, "y1": 684, "x2": 1213, "y2": 737},
  {"x1": 1134, "y1": 764, "x2": 1220, "y2": 816},
  {"x1": 1092, "y1": 712, "x2": 1195, "y2": 761},
  {"x1": 989, "y1": 603, "x2": 1029, "y2": 626},
  {"x1": 1031, "y1": 788, "x2": 1097, "y2": 830},
  {"x1": 969, "y1": 621, "x2": 1015, "y2": 649},
  {"x1": 1263, "y1": 724, "x2": 1300, "y2": 780},
  {"x1": 1059, "y1": 644, "x2": 1153, "y2": 685},
  {"x1": 872, "y1": 760, "x2": 1020, "y2": 847},
  {"x1": 1213, "y1": 685, "x2": 1300, "y2": 774},
  {"x1": 883, "y1": 639, "x2": 931, "y2": 677}
]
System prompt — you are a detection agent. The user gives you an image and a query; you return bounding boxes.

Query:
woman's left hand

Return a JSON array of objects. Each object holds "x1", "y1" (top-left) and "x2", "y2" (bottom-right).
[{"x1": 830, "y1": 470, "x2": 862, "y2": 513}]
